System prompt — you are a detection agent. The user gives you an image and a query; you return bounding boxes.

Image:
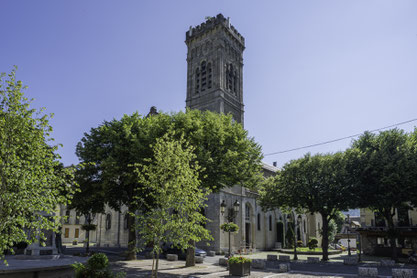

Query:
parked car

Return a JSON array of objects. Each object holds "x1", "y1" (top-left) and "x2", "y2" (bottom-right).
[{"x1": 163, "y1": 247, "x2": 206, "y2": 260}]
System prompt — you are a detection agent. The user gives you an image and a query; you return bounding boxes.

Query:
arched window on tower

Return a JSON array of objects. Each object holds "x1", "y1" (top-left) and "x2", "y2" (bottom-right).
[
  {"x1": 226, "y1": 64, "x2": 237, "y2": 95},
  {"x1": 195, "y1": 68, "x2": 200, "y2": 94},
  {"x1": 201, "y1": 61, "x2": 207, "y2": 92},
  {"x1": 207, "y1": 63, "x2": 212, "y2": 89}
]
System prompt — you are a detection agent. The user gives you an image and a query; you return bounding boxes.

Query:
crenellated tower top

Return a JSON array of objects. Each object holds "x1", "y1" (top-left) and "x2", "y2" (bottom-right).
[
  {"x1": 185, "y1": 14, "x2": 245, "y2": 126},
  {"x1": 185, "y1": 14, "x2": 245, "y2": 49}
]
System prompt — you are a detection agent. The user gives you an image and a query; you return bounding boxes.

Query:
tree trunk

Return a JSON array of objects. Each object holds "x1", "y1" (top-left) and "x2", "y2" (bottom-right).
[
  {"x1": 151, "y1": 250, "x2": 156, "y2": 278},
  {"x1": 185, "y1": 240, "x2": 195, "y2": 267},
  {"x1": 126, "y1": 211, "x2": 137, "y2": 260},
  {"x1": 155, "y1": 252, "x2": 159, "y2": 278},
  {"x1": 386, "y1": 214, "x2": 398, "y2": 262},
  {"x1": 86, "y1": 229, "x2": 90, "y2": 254},
  {"x1": 321, "y1": 213, "x2": 330, "y2": 261}
]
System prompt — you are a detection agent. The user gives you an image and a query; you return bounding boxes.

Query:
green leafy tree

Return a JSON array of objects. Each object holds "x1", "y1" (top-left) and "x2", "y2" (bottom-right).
[
  {"x1": 134, "y1": 133, "x2": 212, "y2": 278},
  {"x1": 346, "y1": 129, "x2": 417, "y2": 261},
  {"x1": 69, "y1": 165, "x2": 106, "y2": 254},
  {"x1": 327, "y1": 219, "x2": 338, "y2": 243},
  {"x1": 0, "y1": 68, "x2": 75, "y2": 261},
  {"x1": 260, "y1": 152, "x2": 354, "y2": 261},
  {"x1": 75, "y1": 109, "x2": 263, "y2": 260}
]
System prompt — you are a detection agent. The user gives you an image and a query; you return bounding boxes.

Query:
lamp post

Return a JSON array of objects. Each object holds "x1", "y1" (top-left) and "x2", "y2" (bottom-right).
[
  {"x1": 287, "y1": 212, "x2": 300, "y2": 260},
  {"x1": 346, "y1": 214, "x2": 351, "y2": 256},
  {"x1": 220, "y1": 199, "x2": 240, "y2": 258}
]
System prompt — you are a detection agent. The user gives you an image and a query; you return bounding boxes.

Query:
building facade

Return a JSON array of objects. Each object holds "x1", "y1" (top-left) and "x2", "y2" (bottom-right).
[{"x1": 358, "y1": 208, "x2": 417, "y2": 257}]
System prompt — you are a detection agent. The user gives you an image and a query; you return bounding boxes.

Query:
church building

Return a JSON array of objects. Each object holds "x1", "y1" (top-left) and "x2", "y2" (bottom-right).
[{"x1": 60, "y1": 14, "x2": 322, "y2": 254}]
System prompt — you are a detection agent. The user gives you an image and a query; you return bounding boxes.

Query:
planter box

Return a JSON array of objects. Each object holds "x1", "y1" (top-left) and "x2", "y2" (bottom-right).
[
  {"x1": 229, "y1": 262, "x2": 251, "y2": 277},
  {"x1": 251, "y1": 259, "x2": 265, "y2": 269},
  {"x1": 358, "y1": 267, "x2": 378, "y2": 278},
  {"x1": 279, "y1": 255, "x2": 290, "y2": 262},
  {"x1": 392, "y1": 269, "x2": 413, "y2": 278},
  {"x1": 307, "y1": 257, "x2": 320, "y2": 263},
  {"x1": 267, "y1": 254, "x2": 277, "y2": 261}
]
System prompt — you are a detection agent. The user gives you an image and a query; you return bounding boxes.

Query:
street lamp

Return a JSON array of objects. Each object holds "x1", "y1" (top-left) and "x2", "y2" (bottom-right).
[
  {"x1": 220, "y1": 199, "x2": 240, "y2": 257},
  {"x1": 346, "y1": 214, "x2": 351, "y2": 256}
]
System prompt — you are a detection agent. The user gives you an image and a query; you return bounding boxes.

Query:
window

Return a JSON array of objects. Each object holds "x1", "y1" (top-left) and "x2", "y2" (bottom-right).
[
  {"x1": 269, "y1": 215, "x2": 272, "y2": 231},
  {"x1": 106, "y1": 214, "x2": 112, "y2": 230},
  {"x1": 245, "y1": 204, "x2": 250, "y2": 221},
  {"x1": 195, "y1": 68, "x2": 200, "y2": 94},
  {"x1": 397, "y1": 207, "x2": 410, "y2": 227},
  {"x1": 124, "y1": 214, "x2": 129, "y2": 230},
  {"x1": 374, "y1": 212, "x2": 386, "y2": 227},
  {"x1": 257, "y1": 213, "x2": 261, "y2": 231},
  {"x1": 75, "y1": 212, "x2": 81, "y2": 225},
  {"x1": 226, "y1": 64, "x2": 237, "y2": 94},
  {"x1": 64, "y1": 228, "x2": 69, "y2": 238},
  {"x1": 74, "y1": 228, "x2": 79, "y2": 238},
  {"x1": 65, "y1": 210, "x2": 70, "y2": 224}
]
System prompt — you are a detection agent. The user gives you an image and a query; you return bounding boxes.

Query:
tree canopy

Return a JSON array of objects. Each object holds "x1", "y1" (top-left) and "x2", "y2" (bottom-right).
[
  {"x1": 260, "y1": 152, "x2": 354, "y2": 261},
  {"x1": 0, "y1": 68, "x2": 75, "y2": 261},
  {"x1": 75, "y1": 109, "x2": 263, "y2": 259},
  {"x1": 346, "y1": 129, "x2": 417, "y2": 260}
]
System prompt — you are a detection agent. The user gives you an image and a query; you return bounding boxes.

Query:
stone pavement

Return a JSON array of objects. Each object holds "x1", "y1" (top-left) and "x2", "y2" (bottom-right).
[{"x1": 109, "y1": 257, "x2": 352, "y2": 277}]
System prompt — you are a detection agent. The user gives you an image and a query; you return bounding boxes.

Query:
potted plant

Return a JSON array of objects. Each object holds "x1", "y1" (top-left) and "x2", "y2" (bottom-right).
[{"x1": 228, "y1": 256, "x2": 251, "y2": 277}]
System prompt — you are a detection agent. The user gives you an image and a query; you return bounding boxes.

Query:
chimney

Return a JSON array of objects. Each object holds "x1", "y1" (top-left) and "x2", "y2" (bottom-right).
[{"x1": 272, "y1": 162, "x2": 277, "y2": 167}]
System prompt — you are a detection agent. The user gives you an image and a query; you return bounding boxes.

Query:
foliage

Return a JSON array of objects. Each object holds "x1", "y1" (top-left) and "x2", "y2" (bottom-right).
[
  {"x1": 285, "y1": 222, "x2": 295, "y2": 248},
  {"x1": 72, "y1": 253, "x2": 125, "y2": 278},
  {"x1": 75, "y1": 109, "x2": 263, "y2": 260},
  {"x1": 134, "y1": 133, "x2": 212, "y2": 278},
  {"x1": 346, "y1": 129, "x2": 417, "y2": 261},
  {"x1": 327, "y1": 219, "x2": 337, "y2": 243},
  {"x1": 0, "y1": 68, "x2": 76, "y2": 262},
  {"x1": 220, "y1": 222, "x2": 239, "y2": 233},
  {"x1": 260, "y1": 152, "x2": 354, "y2": 261},
  {"x1": 297, "y1": 240, "x2": 303, "y2": 247},
  {"x1": 308, "y1": 238, "x2": 318, "y2": 250},
  {"x1": 228, "y1": 256, "x2": 252, "y2": 264},
  {"x1": 333, "y1": 211, "x2": 345, "y2": 233}
]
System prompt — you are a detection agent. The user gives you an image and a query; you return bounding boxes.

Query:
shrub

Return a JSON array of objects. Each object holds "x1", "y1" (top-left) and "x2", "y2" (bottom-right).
[
  {"x1": 308, "y1": 237, "x2": 318, "y2": 250},
  {"x1": 72, "y1": 253, "x2": 126, "y2": 278},
  {"x1": 72, "y1": 240, "x2": 78, "y2": 245},
  {"x1": 220, "y1": 222, "x2": 239, "y2": 233},
  {"x1": 228, "y1": 256, "x2": 252, "y2": 265},
  {"x1": 297, "y1": 240, "x2": 303, "y2": 247}
]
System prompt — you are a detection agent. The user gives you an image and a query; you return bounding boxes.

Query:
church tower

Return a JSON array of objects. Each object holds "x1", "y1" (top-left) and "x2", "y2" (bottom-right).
[{"x1": 185, "y1": 14, "x2": 245, "y2": 125}]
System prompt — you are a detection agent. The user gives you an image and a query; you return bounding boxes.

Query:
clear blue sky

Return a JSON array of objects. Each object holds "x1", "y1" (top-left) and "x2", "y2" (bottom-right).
[{"x1": 1, "y1": 0, "x2": 416, "y2": 167}]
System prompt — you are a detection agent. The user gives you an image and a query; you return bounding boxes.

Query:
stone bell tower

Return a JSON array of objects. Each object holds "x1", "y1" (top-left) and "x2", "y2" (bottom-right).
[{"x1": 185, "y1": 14, "x2": 245, "y2": 126}]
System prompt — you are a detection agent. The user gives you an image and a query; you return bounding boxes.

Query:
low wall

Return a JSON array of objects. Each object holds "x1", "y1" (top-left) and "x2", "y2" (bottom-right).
[
  {"x1": 0, "y1": 265, "x2": 74, "y2": 278},
  {"x1": 277, "y1": 249, "x2": 342, "y2": 255}
]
